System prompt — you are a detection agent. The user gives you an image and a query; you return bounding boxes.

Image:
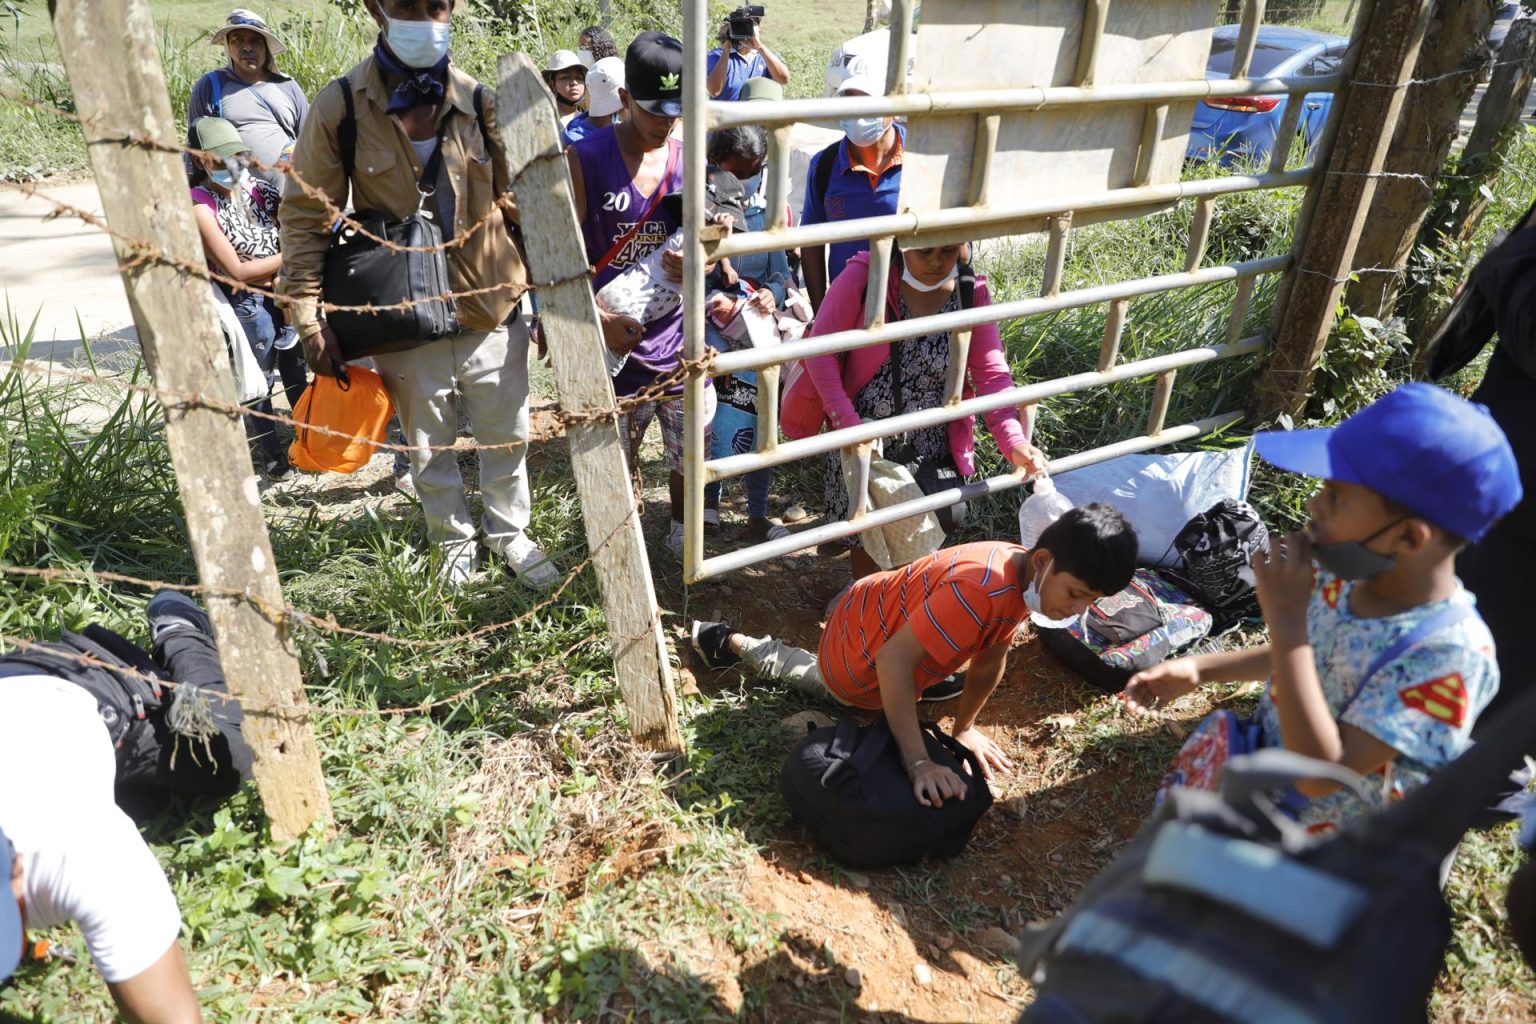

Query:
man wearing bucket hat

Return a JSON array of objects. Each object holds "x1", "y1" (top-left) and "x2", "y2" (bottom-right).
[
  {"x1": 563, "y1": 55, "x2": 625, "y2": 146},
  {"x1": 1124, "y1": 383, "x2": 1522, "y2": 831},
  {"x1": 186, "y1": 9, "x2": 308, "y2": 190},
  {"x1": 542, "y1": 48, "x2": 588, "y2": 127}
]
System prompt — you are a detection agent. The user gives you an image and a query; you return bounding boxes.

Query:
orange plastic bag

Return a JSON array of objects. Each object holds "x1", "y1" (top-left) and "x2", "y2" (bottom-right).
[{"x1": 288, "y1": 367, "x2": 395, "y2": 475}]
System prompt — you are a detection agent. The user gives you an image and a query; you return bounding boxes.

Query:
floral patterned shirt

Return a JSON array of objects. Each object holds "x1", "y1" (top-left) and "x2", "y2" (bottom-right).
[{"x1": 1255, "y1": 569, "x2": 1499, "y2": 832}]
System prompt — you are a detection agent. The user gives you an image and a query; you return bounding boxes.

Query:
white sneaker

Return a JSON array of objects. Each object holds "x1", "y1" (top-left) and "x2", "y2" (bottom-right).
[
  {"x1": 504, "y1": 538, "x2": 560, "y2": 592},
  {"x1": 667, "y1": 520, "x2": 685, "y2": 556},
  {"x1": 437, "y1": 546, "x2": 479, "y2": 594}
]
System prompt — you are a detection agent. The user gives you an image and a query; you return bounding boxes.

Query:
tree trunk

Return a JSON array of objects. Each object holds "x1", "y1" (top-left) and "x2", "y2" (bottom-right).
[
  {"x1": 1442, "y1": 17, "x2": 1536, "y2": 242},
  {"x1": 1343, "y1": 0, "x2": 1494, "y2": 319},
  {"x1": 864, "y1": 0, "x2": 882, "y2": 33}
]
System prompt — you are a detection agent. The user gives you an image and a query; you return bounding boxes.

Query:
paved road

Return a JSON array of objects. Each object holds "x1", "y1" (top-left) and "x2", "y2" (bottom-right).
[{"x1": 0, "y1": 180, "x2": 138, "y2": 364}]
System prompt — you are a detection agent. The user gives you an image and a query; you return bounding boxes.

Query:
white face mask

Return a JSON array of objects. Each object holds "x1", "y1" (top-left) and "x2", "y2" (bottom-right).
[
  {"x1": 901, "y1": 264, "x2": 957, "y2": 293},
  {"x1": 386, "y1": 17, "x2": 451, "y2": 69},
  {"x1": 1023, "y1": 558, "x2": 1082, "y2": 630},
  {"x1": 839, "y1": 116, "x2": 886, "y2": 146},
  {"x1": 577, "y1": 47, "x2": 595, "y2": 67}
]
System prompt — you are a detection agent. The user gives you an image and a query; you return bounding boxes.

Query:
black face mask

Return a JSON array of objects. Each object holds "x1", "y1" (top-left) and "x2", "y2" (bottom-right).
[{"x1": 1310, "y1": 516, "x2": 1409, "y2": 581}]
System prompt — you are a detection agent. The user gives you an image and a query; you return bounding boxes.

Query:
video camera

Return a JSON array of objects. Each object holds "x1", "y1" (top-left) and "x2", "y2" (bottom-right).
[{"x1": 728, "y1": 5, "x2": 766, "y2": 41}]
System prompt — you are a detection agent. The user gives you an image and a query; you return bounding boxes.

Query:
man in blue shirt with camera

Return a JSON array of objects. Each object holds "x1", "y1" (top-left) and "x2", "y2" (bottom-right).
[{"x1": 706, "y1": 5, "x2": 790, "y2": 101}]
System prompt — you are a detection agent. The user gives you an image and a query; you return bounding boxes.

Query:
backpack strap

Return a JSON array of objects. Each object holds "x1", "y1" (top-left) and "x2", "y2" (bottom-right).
[
  {"x1": 472, "y1": 83, "x2": 489, "y2": 146},
  {"x1": 208, "y1": 69, "x2": 224, "y2": 118},
  {"x1": 811, "y1": 139, "x2": 842, "y2": 214},
  {"x1": 336, "y1": 75, "x2": 357, "y2": 181},
  {"x1": 1338, "y1": 600, "x2": 1474, "y2": 719}
]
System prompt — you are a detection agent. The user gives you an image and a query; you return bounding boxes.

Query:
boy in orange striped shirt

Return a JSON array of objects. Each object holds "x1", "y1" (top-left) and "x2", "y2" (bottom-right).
[{"x1": 693, "y1": 505, "x2": 1136, "y2": 807}]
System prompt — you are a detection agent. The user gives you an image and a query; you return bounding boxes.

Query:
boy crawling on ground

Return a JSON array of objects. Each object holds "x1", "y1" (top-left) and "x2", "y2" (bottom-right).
[
  {"x1": 692, "y1": 506, "x2": 1138, "y2": 807},
  {"x1": 1122, "y1": 383, "x2": 1522, "y2": 832}
]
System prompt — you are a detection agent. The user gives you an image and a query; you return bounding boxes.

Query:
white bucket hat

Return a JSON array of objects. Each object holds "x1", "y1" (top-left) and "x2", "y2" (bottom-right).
[
  {"x1": 544, "y1": 49, "x2": 586, "y2": 77},
  {"x1": 585, "y1": 56, "x2": 626, "y2": 118},
  {"x1": 210, "y1": 9, "x2": 285, "y2": 66}
]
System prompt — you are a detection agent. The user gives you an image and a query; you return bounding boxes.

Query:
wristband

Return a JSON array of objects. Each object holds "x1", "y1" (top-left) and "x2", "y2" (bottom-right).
[{"x1": 905, "y1": 757, "x2": 933, "y2": 776}]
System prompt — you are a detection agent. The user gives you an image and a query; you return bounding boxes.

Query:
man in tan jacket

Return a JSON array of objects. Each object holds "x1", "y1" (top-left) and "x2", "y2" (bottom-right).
[{"x1": 279, "y1": 0, "x2": 557, "y2": 591}]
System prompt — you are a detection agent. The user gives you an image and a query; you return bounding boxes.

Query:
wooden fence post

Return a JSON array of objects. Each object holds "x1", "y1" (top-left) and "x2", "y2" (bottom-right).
[
  {"x1": 1251, "y1": 0, "x2": 1437, "y2": 423},
  {"x1": 495, "y1": 53, "x2": 683, "y2": 754},
  {"x1": 51, "y1": 0, "x2": 331, "y2": 839}
]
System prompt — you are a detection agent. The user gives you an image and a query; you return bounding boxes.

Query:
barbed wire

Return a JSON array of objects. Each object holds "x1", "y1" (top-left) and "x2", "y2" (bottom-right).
[
  {"x1": 0, "y1": 493, "x2": 640, "y2": 713},
  {"x1": 8, "y1": 350, "x2": 716, "y2": 459},
  {"x1": 0, "y1": 86, "x2": 520, "y2": 259}
]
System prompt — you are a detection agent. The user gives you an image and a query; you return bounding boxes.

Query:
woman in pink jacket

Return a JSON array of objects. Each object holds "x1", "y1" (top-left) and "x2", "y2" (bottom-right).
[{"x1": 787, "y1": 243, "x2": 1046, "y2": 578}]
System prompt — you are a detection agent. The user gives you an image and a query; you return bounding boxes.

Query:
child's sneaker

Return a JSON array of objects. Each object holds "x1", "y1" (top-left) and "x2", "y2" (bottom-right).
[
  {"x1": 667, "y1": 520, "x2": 685, "y2": 556},
  {"x1": 689, "y1": 620, "x2": 740, "y2": 670}
]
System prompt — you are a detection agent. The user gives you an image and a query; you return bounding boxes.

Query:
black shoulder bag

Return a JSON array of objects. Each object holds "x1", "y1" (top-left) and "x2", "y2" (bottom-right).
[
  {"x1": 322, "y1": 76, "x2": 461, "y2": 360},
  {"x1": 882, "y1": 260, "x2": 977, "y2": 532}
]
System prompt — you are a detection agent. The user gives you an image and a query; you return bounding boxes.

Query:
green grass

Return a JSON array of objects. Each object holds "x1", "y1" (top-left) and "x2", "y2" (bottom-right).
[{"x1": 4, "y1": 7, "x2": 1536, "y2": 1021}]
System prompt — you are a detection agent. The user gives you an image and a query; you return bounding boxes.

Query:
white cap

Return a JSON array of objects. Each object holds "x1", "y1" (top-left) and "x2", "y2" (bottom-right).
[
  {"x1": 837, "y1": 55, "x2": 886, "y2": 96},
  {"x1": 586, "y1": 56, "x2": 626, "y2": 118},
  {"x1": 545, "y1": 49, "x2": 585, "y2": 75}
]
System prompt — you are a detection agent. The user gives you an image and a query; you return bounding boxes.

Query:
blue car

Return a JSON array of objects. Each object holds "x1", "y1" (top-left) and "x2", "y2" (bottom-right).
[{"x1": 1187, "y1": 25, "x2": 1350, "y2": 166}]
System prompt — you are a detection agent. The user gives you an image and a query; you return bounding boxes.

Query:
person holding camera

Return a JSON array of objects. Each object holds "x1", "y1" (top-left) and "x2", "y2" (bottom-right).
[{"x1": 706, "y1": 6, "x2": 789, "y2": 102}]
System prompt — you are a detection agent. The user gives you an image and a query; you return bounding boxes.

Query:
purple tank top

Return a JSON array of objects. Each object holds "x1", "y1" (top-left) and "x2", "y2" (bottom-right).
[{"x1": 573, "y1": 126, "x2": 685, "y2": 395}]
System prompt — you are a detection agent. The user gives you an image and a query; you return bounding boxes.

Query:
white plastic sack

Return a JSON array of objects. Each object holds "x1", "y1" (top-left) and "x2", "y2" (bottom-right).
[
  {"x1": 1052, "y1": 444, "x2": 1254, "y2": 566},
  {"x1": 211, "y1": 285, "x2": 267, "y2": 405},
  {"x1": 840, "y1": 447, "x2": 945, "y2": 570}
]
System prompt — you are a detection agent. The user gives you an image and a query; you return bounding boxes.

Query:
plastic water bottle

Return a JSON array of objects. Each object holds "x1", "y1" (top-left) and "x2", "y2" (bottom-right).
[{"x1": 1018, "y1": 476, "x2": 1074, "y2": 549}]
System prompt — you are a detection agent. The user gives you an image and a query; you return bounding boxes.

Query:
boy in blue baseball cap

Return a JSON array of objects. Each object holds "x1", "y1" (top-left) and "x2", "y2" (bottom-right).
[{"x1": 1123, "y1": 383, "x2": 1522, "y2": 832}]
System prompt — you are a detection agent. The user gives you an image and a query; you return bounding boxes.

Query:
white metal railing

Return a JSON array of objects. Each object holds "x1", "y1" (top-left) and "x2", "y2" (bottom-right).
[{"x1": 679, "y1": 0, "x2": 1360, "y2": 584}]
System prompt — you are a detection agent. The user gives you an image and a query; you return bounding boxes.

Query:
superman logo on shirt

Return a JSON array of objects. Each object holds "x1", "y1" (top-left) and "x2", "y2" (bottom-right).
[{"x1": 1398, "y1": 672, "x2": 1470, "y2": 728}]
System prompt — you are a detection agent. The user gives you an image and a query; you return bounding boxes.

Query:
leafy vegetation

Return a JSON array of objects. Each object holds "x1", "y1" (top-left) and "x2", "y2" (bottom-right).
[{"x1": 2, "y1": 2, "x2": 1535, "y2": 1020}]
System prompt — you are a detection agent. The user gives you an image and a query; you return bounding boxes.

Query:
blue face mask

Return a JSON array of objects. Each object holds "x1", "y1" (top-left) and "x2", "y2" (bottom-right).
[
  {"x1": 386, "y1": 16, "x2": 451, "y2": 70},
  {"x1": 208, "y1": 168, "x2": 236, "y2": 189},
  {"x1": 839, "y1": 116, "x2": 886, "y2": 147}
]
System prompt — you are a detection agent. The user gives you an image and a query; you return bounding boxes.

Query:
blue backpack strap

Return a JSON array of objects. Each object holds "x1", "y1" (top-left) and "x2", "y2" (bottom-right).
[
  {"x1": 1341, "y1": 600, "x2": 1475, "y2": 718},
  {"x1": 208, "y1": 69, "x2": 223, "y2": 118}
]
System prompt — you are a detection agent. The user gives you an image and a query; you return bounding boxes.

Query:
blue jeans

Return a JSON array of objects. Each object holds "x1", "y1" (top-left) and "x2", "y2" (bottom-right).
[
  {"x1": 704, "y1": 371, "x2": 771, "y2": 518},
  {"x1": 231, "y1": 291, "x2": 306, "y2": 461}
]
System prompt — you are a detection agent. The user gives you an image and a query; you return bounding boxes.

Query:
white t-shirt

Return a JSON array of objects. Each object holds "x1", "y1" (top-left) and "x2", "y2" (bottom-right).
[{"x1": 0, "y1": 675, "x2": 182, "y2": 982}]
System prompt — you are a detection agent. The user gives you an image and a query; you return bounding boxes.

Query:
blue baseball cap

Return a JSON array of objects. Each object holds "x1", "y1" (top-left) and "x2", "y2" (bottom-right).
[
  {"x1": 0, "y1": 826, "x2": 20, "y2": 982},
  {"x1": 1254, "y1": 382, "x2": 1521, "y2": 543}
]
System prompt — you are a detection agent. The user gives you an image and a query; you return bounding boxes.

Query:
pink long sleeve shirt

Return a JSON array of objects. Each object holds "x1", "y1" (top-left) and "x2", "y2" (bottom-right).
[{"x1": 791, "y1": 251, "x2": 1029, "y2": 477}]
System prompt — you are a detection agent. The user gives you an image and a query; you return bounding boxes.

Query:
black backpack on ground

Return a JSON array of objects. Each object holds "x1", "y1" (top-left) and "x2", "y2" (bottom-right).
[
  {"x1": 1159, "y1": 499, "x2": 1270, "y2": 633},
  {"x1": 1016, "y1": 683, "x2": 1536, "y2": 1024},
  {"x1": 0, "y1": 625, "x2": 165, "y2": 751},
  {"x1": 781, "y1": 715, "x2": 993, "y2": 869}
]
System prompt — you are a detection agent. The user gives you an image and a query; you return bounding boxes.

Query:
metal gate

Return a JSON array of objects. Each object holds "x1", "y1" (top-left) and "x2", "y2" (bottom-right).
[{"x1": 679, "y1": 0, "x2": 1362, "y2": 583}]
